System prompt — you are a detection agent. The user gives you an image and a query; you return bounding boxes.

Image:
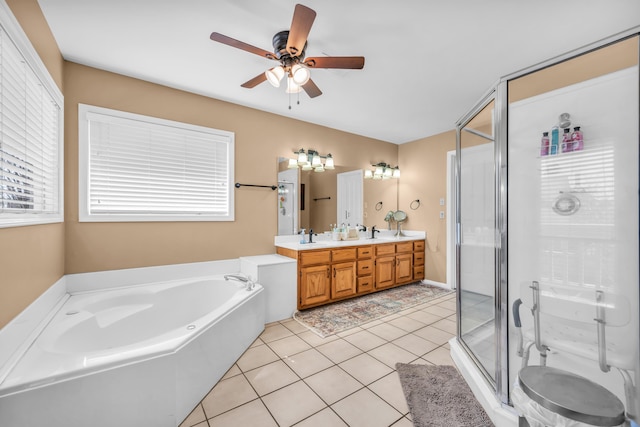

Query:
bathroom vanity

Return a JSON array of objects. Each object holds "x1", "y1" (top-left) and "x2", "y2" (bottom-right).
[{"x1": 275, "y1": 235, "x2": 425, "y2": 310}]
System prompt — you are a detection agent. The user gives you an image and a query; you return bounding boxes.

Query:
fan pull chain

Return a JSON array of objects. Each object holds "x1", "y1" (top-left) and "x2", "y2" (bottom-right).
[{"x1": 288, "y1": 90, "x2": 291, "y2": 110}]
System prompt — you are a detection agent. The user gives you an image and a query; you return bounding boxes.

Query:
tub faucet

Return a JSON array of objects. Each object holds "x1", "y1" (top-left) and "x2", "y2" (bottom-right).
[{"x1": 224, "y1": 274, "x2": 255, "y2": 291}]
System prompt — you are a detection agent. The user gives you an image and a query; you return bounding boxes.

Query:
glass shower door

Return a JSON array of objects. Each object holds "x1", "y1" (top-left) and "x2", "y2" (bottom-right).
[{"x1": 457, "y1": 97, "x2": 498, "y2": 383}]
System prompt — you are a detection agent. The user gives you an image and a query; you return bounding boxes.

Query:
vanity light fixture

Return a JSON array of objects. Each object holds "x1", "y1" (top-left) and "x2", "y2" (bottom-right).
[
  {"x1": 364, "y1": 162, "x2": 400, "y2": 180},
  {"x1": 289, "y1": 149, "x2": 335, "y2": 172}
]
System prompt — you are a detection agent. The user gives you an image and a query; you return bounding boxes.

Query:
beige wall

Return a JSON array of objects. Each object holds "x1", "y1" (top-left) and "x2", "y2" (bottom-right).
[
  {"x1": 0, "y1": 0, "x2": 446, "y2": 329},
  {"x1": 398, "y1": 131, "x2": 456, "y2": 284},
  {"x1": 63, "y1": 62, "x2": 398, "y2": 275},
  {"x1": 0, "y1": 0, "x2": 65, "y2": 328}
]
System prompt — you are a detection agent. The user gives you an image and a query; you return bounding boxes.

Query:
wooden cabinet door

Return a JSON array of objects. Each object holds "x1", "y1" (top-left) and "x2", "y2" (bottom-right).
[
  {"x1": 300, "y1": 265, "x2": 330, "y2": 308},
  {"x1": 375, "y1": 256, "x2": 395, "y2": 289},
  {"x1": 332, "y1": 261, "x2": 356, "y2": 299},
  {"x1": 396, "y1": 253, "x2": 413, "y2": 284}
]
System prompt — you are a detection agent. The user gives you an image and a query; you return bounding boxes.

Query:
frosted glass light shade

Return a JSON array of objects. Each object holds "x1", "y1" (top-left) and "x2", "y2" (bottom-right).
[
  {"x1": 288, "y1": 158, "x2": 298, "y2": 169},
  {"x1": 364, "y1": 169, "x2": 373, "y2": 179},
  {"x1": 301, "y1": 163, "x2": 313, "y2": 171},
  {"x1": 324, "y1": 154, "x2": 334, "y2": 170},
  {"x1": 297, "y1": 149, "x2": 307, "y2": 164},
  {"x1": 291, "y1": 64, "x2": 310, "y2": 85},
  {"x1": 311, "y1": 153, "x2": 322, "y2": 167},
  {"x1": 286, "y1": 77, "x2": 302, "y2": 93},
  {"x1": 265, "y1": 66, "x2": 285, "y2": 87},
  {"x1": 393, "y1": 167, "x2": 400, "y2": 178}
]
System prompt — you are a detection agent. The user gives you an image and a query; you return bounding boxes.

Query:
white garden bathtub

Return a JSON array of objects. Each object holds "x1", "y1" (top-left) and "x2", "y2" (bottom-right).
[{"x1": 0, "y1": 275, "x2": 265, "y2": 427}]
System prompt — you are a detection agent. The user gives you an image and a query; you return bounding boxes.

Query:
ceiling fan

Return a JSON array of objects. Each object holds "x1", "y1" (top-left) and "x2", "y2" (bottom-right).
[{"x1": 210, "y1": 4, "x2": 365, "y2": 101}]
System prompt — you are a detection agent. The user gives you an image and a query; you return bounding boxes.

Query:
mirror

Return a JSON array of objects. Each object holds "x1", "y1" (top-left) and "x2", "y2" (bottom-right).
[{"x1": 277, "y1": 158, "x2": 398, "y2": 235}]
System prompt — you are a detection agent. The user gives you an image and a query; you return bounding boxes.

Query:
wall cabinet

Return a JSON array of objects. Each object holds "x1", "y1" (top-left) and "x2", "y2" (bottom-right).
[{"x1": 277, "y1": 239, "x2": 425, "y2": 310}]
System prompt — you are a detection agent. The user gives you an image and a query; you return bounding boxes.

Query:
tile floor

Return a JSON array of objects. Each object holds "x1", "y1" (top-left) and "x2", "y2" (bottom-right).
[{"x1": 179, "y1": 291, "x2": 457, "y2": 427}]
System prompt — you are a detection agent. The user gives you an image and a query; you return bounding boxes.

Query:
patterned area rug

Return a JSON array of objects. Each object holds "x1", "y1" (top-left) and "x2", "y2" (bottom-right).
[{"x1": 293, "y1": 282, "x2": 453, "y2": 337}]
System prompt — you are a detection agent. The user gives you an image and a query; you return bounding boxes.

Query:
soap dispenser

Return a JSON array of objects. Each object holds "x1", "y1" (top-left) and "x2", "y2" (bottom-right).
[{"x1": 299, "y1": 228, "x2": 306, "y2": 244}]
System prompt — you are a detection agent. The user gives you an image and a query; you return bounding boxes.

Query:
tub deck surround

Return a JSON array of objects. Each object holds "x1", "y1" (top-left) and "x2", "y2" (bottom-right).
[
  {"x1": 240, "y1": 255, "x2": 297, "y2": 323},
  {"x1": 0, "y1": 260, "x2": 268, "y2": 427}
]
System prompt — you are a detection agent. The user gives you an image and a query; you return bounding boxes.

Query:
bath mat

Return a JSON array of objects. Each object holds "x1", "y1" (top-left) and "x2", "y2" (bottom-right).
[
  {"x1": 396, "y1": 363, "x2": 494, "y2": 427},
  {"x1": 293, "y1": 282, "x2": 452, "y2": 337}
]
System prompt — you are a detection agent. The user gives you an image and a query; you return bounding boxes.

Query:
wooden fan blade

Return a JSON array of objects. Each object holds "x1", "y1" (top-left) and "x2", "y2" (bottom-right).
[
  {"x1": 210, "y1": 32, "x2": 276, "y2": 60},
  {"x1": 286, "y1": 4, "x2": 316, "y2": 57},
  {"x1": 302, "y1": 79, "x2": 322, "y2": 98},
  {"x1": 241, "y1": 73, "x2": 267, "y2": 88},
  {"x1": 304, "y1": 56, "x2": 365, "y2": 69}
]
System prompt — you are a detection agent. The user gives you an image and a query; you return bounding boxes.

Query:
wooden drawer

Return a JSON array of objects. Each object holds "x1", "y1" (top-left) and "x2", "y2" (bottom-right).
[
  {"x1": 357, "y1": 275, "x2": 374, "y2": 293},
  {"x1": 357, "y1": 259, "x2": 373, "y2": 276},
  {"x1": 375, "y1": 243, "x2": 395, "y2": 256},
  {"x1": 414, "y1": 240, "x2": 425, "y2": 251},
  {"x1": 332, "y1": 248, "x2": 357, "y2": 262},
  {"x1": 357, "y1": 246, "x2": 373, "y2": 259},
  {"x1": 300, "y1": 250, "x2": 331, "y2": 266},
  {"x1": 413, "y1": 265, "x2": 425, "y2": 280},
  {"x1": 414, "y1": 251, "x2": 425, "y2": 266},
  {"x1": 396, "y1": 242, "x2": 413, "y2": 253}
]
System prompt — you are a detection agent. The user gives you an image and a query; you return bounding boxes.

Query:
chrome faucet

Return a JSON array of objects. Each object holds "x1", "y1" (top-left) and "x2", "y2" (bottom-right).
[{"x1": 224, "y1": 274, "x2": 255, "y2": 290}]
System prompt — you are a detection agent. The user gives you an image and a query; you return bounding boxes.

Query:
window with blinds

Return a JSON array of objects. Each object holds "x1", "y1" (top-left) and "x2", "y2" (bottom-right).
[
  {"x1": 0, "y1": 5, "x2": 63, "y2": 228},
  {"x1": 78, "y1": 104, "x2": 235, "y2": 222}
]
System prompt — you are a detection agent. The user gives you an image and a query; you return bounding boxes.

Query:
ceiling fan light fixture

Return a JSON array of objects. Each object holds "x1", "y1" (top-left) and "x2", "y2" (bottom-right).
[
  {"x1": 286, "y1": 77, "x2": 302, "y2": 93},
  {"x1": 291, "y1": 64, "x2": 310, "y2": 85},
  {"x1": 265, "y1": 66, "x2": 285, "y2": 87}
]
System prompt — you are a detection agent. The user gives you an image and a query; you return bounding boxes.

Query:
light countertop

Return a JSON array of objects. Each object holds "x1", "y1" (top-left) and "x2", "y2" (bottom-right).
[{"x1": 274, "y1": 230, "x2": 426, "y2": 251}]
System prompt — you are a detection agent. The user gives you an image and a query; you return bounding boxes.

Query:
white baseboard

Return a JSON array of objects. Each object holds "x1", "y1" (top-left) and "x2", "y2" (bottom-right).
[{"x1": 422, "y1": 279, "x2": 451, "y2": 290}]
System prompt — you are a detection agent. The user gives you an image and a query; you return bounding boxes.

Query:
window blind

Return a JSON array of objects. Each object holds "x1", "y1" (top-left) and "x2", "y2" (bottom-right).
[
  {"x1": 0, "y1": 26, "x2": 61, "y2": 223},
  {"x1": 80, "y1": 105, "x2": 234, "y2": 221}
]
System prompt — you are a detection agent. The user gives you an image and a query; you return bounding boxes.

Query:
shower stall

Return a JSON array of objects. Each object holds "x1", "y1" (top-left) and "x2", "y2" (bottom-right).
[{"x1": 452, "y1": 29, "x2": 640, "y2": 425}]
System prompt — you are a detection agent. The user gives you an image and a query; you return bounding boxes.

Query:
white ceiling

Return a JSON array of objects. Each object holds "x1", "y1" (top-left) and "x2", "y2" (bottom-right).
[{"x1": 37, "y1": 0, "x2": 640, "y2": 144}]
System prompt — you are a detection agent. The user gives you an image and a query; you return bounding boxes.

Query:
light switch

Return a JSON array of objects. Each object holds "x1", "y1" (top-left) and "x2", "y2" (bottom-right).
[
  {"x1": 439, "y1": 211, "x2": 445, "y2": 219},
  {"x1": 439, "y1": 198, "x2": 445, "y2": 206}
]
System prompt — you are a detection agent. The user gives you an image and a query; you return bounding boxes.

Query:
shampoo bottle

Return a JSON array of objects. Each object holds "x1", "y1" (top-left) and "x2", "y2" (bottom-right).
[
  {"x1": 571, "y1": 126, "x2": 583, "y2": 151},
  {"x1": 561, "y1": 128, "x2": 572, "y2": 153},
  {"x1": 550, "y1": 127, "x2": 559, "y2": 155},
  {"x1": 540, "y1": 132, "x2": 550, "y2": 156}
]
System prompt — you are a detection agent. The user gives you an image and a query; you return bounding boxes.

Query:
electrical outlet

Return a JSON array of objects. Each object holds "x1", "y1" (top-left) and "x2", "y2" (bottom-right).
[
  {"x1": 439, "y1": 211, "x2": 445, "y2": 219},
  {"x1": 440, "y1": 198, "x2": 445, "y2": 206}
]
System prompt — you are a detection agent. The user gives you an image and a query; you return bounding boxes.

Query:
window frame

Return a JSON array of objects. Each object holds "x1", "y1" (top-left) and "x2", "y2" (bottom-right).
[
  {"x1": 0, "y1": 1, "x2": 64, "y2": 228},
  {"x1": 78, "y1": 103, "x2": 235, "y2": 222}
]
